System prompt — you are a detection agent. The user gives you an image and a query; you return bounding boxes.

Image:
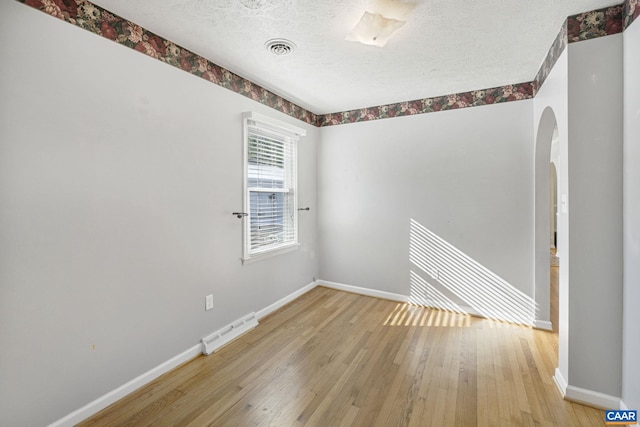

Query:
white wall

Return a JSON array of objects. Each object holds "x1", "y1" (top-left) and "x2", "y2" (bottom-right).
[
  {"x1": 567, "y1": 34, "x2": 623, "y2": 398},
  {"x1": 318, "y1": 101, "x2": 535, "y2": 320},
  {"x1": 535, "y1": 34, "x2": 625, "y2": 401},
  {"x1": 1, "y1": 1, "x2": 635, "y2": 424},
  {"x1": 623, "y1": 17, "x2": 640, "y2": 411},
  {"x1": 0, "y1": 2, "x2": 318, "y2": 426}
]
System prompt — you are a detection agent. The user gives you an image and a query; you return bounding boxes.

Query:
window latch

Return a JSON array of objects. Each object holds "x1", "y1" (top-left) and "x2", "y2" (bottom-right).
[
  {"x1": 298, "y1": 207, "x2": 310, "y2": 211},
  {"x1": 232, "y1": 212, "x2": 248, "y2": 219}
]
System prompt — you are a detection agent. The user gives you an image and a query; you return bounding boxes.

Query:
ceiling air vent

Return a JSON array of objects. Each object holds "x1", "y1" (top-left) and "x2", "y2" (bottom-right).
[{"x1": 265, "y1": 39, "x2": 296, "y2": 56}]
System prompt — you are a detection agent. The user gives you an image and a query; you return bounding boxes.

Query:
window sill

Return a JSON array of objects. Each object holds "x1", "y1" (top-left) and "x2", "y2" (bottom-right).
[{"x1": 242, "y1": 243, "x2": 300, "y2": 265}]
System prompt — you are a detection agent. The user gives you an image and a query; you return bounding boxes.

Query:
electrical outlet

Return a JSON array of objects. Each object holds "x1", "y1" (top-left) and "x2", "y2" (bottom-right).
[{"x1": 205, "y1": 294, "x2": 213, "y2": 311}]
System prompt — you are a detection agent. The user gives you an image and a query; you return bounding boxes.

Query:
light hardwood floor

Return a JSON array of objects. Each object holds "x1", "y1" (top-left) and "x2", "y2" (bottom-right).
[{"x1": 80, "y1": 286, "x2": 605, "y2": 426}]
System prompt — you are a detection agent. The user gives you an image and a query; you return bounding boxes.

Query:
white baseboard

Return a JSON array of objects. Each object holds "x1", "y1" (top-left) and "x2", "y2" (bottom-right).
[
  {"x1": 565, "y1": 385, "x2": 622, "y2": 410},
  {"x1": 318, "y1": 280, "x2": 408, "y2": 303},
  {"x1": 554, "y1": 368, "x2": 568, "y2": 396},
  {"x1": 256, "y1": 281, "x2": 317, "y2": 319},
  {"x1": 48, "y1": 344, "x2": 202, "y2": 427},
  {"x1": 553, "y1": 367, "x2": 623, "y2": 410},
  {"x1": 457, "y1": 304, "x2": 483, "y2": 318},
  {"x1": 619, "y1": 399, "x2": 628, "y2": 410},
  {"x1": 49, "y1": 281, "x2": 318, "y2": 427},
  {"x1": 318, "y1": 280, "x2": 542, "y2": 328},
  {"x1": 534, "y1": 319, "x2": 553, "y2": 331},
  {"x1": 50, "y1": 279, "x2": 621, "y2": 426}
]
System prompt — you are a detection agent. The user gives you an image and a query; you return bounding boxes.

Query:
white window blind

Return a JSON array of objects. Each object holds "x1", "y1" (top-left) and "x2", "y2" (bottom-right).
[{"x1": 243, "y1": 113, "x2": 304, "y2": 259}]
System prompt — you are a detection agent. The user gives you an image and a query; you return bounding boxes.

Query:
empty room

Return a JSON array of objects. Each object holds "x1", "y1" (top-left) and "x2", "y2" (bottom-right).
[{"x1": 1, "y1": 0, "x2": 639, "y2": 425}]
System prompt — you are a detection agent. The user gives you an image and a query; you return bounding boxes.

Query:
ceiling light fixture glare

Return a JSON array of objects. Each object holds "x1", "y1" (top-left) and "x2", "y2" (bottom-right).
[{"x1": 346, "y1": 12, "x2": 406, "y2": 47}]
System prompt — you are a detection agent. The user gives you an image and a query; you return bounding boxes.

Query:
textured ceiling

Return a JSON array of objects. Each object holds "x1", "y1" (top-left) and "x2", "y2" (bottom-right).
[{"x1": 90, "y1": 0, "x2": 620, "y2": 114}]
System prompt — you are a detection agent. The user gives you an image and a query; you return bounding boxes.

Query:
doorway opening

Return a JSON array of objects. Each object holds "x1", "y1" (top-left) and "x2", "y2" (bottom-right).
[
  {"x1": 549, "y1": 162, "x2": 559, "y2": 332},
  {"x1": 534, "y1": 107, "x2": 562, "y2": 366}
]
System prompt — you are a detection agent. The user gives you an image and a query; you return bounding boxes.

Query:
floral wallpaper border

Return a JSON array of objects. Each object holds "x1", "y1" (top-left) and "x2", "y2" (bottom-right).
[
  {"x1": 567, "y1": 4, "x2": 624, "y2": 43},
  {"x1": 533, "y1": 1, "x2": 635, "y2": 95},
  {"x1": 625, "y1": 0, "x2": 640, "y2": 28},
  {"x1": 16, "y1": 0, "x2": 639, "y2": 128},
  {"x1": 317, "y1": 83, "x2": 535, "y2": 127},
  {"x1": 533, "y1": 21, "x2": 568, "y2": 95},
  {"x1": 17, "y1": 0, "x2": 319, "y2": 126}
]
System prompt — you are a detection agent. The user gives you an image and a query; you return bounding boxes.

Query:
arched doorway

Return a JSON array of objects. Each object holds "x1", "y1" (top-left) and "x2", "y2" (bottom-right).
[{"x1": 534, "y1": 107, "x2": 559, "y2": 334}]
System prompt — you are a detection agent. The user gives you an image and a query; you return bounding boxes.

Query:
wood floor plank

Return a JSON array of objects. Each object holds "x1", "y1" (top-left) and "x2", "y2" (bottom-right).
[{"x1": 79, "y1": 286, "x2": 607, "y2": 427}]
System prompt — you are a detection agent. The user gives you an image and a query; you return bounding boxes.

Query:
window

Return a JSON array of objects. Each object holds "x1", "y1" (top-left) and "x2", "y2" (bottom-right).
[{"x1": 242, "y1": 112, "x2": 306, "y2": 261}]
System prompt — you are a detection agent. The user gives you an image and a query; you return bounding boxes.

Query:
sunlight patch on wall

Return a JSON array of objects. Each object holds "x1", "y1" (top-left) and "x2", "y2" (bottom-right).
[{"x1": 409, "y1": 218, "x2": 536, "y2": 326}]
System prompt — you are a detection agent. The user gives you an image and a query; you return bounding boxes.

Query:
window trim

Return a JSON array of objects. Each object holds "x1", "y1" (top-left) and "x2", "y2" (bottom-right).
[{"x1": 241, "y1": 112, "x2": 306, "y2": 263}]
